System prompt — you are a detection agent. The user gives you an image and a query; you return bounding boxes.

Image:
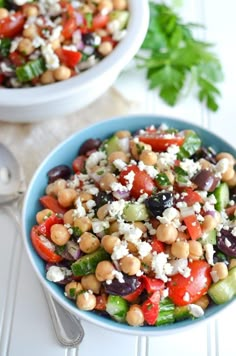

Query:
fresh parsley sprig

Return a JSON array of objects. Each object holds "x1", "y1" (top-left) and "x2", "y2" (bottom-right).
[{"x1": 136, "y1": 2, "x2": 223, "y2": 111}]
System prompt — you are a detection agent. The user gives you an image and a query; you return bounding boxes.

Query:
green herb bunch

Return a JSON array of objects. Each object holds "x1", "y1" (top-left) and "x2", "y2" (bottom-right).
[{"x1": 136, "y1": 1, "x2": 223, "y2": 111}]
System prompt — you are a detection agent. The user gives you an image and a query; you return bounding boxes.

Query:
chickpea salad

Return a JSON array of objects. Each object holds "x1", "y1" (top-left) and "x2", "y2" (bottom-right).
[
  {"x1": 31, "y1": 123, "x2": 236, "y2": 327},
  {"x1": 0, "y1": 0, "x2": 129, "y2": 88}
]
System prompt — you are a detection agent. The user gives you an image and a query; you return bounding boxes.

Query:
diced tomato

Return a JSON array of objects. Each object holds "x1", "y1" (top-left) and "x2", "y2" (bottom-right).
[
  {"x1": 38, "y1": 214, "x2": 64, "y2": 238},
  {"x1": 141, "y1": 276, "x2": 164, "y2": 294},
  {"x1": 180, "y1": 188, "x2": 203, "y2": 206},
  {"x1": 183, "y1": 214, "x2": 202, "y2": 240},
  {"x1": 55, "y1": 48, "x2": 82, "y2": 68},
  {"x1": 9, "y1": 51, "x2": 26, "y2": 66},
  {"x1": 151, "y1": 239, "x2": 164, "y2": 253},
  {"x1": 95, "y1": 294, "x2": 107, "y2": 311},
  {"x1": 60, "y1": 1, "x2": 77, "y2": 39},
  {"x1": 119, "y1": 165, "x2": 155, "y2": 199},
  {"x1": 0, "y1": 12, "x2": 25, "y2": 38},
  {"x1": 92, "y1": 13, "x2": 109, "y2": 30},
  {"x1": 138, "y1": 133, "x2": 184, "y2": 152},
  {"x1": 123, "y1": 283, "x2": 144, "y2": 302},
  {"x1": 141, "y1": 290, "x2": 160, "y2": 325},
  {"x1": 72, "y1": 155, "x2": 86, "y2": 173},
  {"x1": 39, "y1": 195, "x2": 67, "y2": 215},
  {"x1": 31, "y1": 226, "x2": 63, "y2": 263},
  {"x1": 167, "y1": 260, "x2": 212, "y2": 306}
]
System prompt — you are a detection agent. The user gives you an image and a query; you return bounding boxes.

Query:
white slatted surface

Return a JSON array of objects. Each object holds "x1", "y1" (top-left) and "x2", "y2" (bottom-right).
[{"x1": 1, "y1": 0, "x2": 236, "y2": 355}]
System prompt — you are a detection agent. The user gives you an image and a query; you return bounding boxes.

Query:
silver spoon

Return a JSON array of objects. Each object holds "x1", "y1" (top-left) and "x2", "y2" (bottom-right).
[{"x1": 0, "y1": 143, "x2": 84, "y2": 347}]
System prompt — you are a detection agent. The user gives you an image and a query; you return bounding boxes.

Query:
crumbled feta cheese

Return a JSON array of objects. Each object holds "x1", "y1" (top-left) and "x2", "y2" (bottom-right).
[
  {"x1": 111, "y1": 240, "x2": 129, "y2": 260},
  {"x1": 110, "y1": 182, "x2": 128, "y2": 192},
  {"x1": 73, "y1": 197, "x2": 86, "y2": 218},
  {"x1": 232, "y1": 227, "x2": 236, "y2": 237},
  {"x1": 144, "y1": 222, "x2": 156, "y2": 235},
  {"x1": 113, "y1": 159, "x2": 127, "y2": 171},
  {"x1": 107, "y1": 19, "x2": 120, "y2": 33},
  {"x1": 50, "y1": 26, "x2": 62, "y2": 41},
  {"x1": 188, "y1": 304, "x2": 204, "y2": 318},
  {"x1": 92, "y1": 220, "x2": 110, "y2": 234},
  {"x1": 179, "y1": 159, "x2": 201, "y2": 178},
  {"x1": 204, "y1": 243, "x2": 215, "y2": 265},
  {"x1": 151, "y1": 252, "x2": 169, "y2": 282},
  {"x1": 41, "y1": 43, "x2": 60, "y2": 70},
  {"x1": 183, "y1": 292, "x2": 190, "y2": 302},
  {"x1": 215, "y1": 158, "x2": 229, "y2": 176},
  {"x1": 46, "y1": 266, "x2": 72, "y2": 282},
  {"x1": 86, "y1": 199, "x2": 96, "y2": 210},
  {"x1": 210, "y1": 270, "x2": 220, "y2": 283},
  {"x1": 136, "y1": 241, "x2": 152, "y2": 258},
  {"x1": 225, "y1": 238, "x2": 232, "y2": 247},
  {"x1": 137, "y1": 193, "x2": 149, "y2": 203},
  {"x1": 157, "y1": 207, "x2": 179, "y2": 224},
  {"x1": 14, "y1": 0, "x2": 28, "y2": 5},
  {"x1": 124, "y1": 170, "x2": 135, "y2": 191},
  {"x1": 86, "y1": 151, "x2": 107, "y2": 171},
  {"x1": 108, "y1": 200, "x2": 126, "y2": 218},
  {"x1": 112, "y1": 270, "x2": 125, "y2": 283},
  {"x1": 193, "y1": 202, "x2": 201, "y2": 214},
  {"x1": 119, "y1": 222, "x2": 143, "y2": 244}
]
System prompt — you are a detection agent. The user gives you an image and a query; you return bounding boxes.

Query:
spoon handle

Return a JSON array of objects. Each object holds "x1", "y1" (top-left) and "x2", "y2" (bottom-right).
[{"x1": 4, "y1": 203, "x2": 85, "y2": 347}]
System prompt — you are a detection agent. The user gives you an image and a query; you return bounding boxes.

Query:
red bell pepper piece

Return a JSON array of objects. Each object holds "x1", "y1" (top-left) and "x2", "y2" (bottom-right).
[
  {"x1": 151, "y1": 239, "x2": 164, "y2": 253},
  {"x1": 38, "y1": 214, "x2": 64, "y2": 238},
  {"x1": 123, "y1": 283, "x2": 144, "y2": 302},
  {"x1": 141, "y1": 290, "x2": 160, "y2": 325},
  {"x1": 95, "y1": 294, "x2": 107, "y2": 311},
  {"x1": 55, "y1": 48, "x2": 82, "y2": 68},
  {"x1": 39, "y1": 195, "x2": 67, "y2": 215},
  {"x1": 183, "y1": 214, "x2": 202, "y2": 240},
  {"x1": 180, "y1": 188, "x2": 203, "y2": 206},
  {"x1": 141, "y1": 276, "x2": 164, "y2": 294}
]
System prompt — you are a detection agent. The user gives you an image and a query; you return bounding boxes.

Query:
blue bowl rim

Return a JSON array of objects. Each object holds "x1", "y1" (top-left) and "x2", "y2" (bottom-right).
[{"x1": 22, "y1": 113, "x2": 236, "y2": 336}]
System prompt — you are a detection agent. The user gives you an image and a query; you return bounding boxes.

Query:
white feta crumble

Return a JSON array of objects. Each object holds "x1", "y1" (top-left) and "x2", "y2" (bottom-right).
[
  {"x1": 151, "y1": 252, "x2": 169, "y2": 282},
  {"x1": 41, "y1": 44, "x2": 60, "y2": 70},
  {"x1": 14, "y1": 0, "x2": 28, "y2": 5},
  {"x1": 179, "y1": 159, "x2": 201, "y2": 178},
  {"x1": 183, "y1": 292, "x2": 190, "y2": 302},
  {"x1": 50, "y1": 25, "x2": 62, "y2": 41},
  {"x1": 32, "y1": 36, "x2": 46, "y2": 48},
  {"x1": 136, "y1": 241, "x2": 152, "y2": 258},
  {"x1": 193, "y1": 202, "x2": 201, "y2": 214},
  {"x1": 138, "y1": 161, "x2": 159, "y2": 179},
  {"x1": 157, "y1": 207, "x2": 179, "y2": 224},
  {"x1": 144, "y1": 222, "x2": 156, "y2": 235},
  {"x1": 85, "y1": 151, "x2": 106, "y2": 171},
  {"x1": 107, "y1": 19, "x2": 121, "y2": 33},
  {"x1": 113, "y1": 159, "x2": 127, "y2": 171},
  {"x1": 112, "y1": 29, "x2": 127, "y2": 41},
  {"x1": 46, "y1": 266, "x2": 72, "y2": 282},
  {"x1": 137, "y1": 193, "x2": 149, "y2": 203},
  {"x1": 204, "y1": 243, "x2": 215, "y2": 265},
  {"x1": 112, "y1": 270, "x2": 125, "y2": 283},
  {"x1": 232, "y1": 227, "x2": 236, "y2": 237},
  {"x1": 92, "y1": 220, "x2": 110, "y2": 234},
  {"x1": 73, "y1": 197, "x2": 86, "y2": 218},
  {"x1": 85, "y1": 186, "x2": 99, "y2": 195},
  {"x1": 86, "y1": 199, "x2": 96, "y2": 210},
  {"x1": 108, "y1": 200, "x2": 126, "y2": 218},
  {"x1": 119, "y1": 222, "x2": 143, "y2": 244},
  {"x1": 111, "y1": 240, "x2": 129, "y2": 260},
  {"x1": 210, "y1": 270, "x2": 220, "y2": 283},
  {"x1": 188, "y1": 304, "x2": 204, "y2": 318},
  {"x1": 225, "y1": 238, "x2": 232, "y2": 247},
  {"x1": 124, "y1": 170, "x2": 135, "y2": 190},
  {"x1": 215, "y1": 158, "x2": 229, "y2": 177},
  {"x1": 0, "y1": 166, "x2": 10, "y2": 184},
  {"x1": 110, "y1": 181, "x2": 128, "y2": 192},
  {"x1": 10, "y1": 37, "x2": 21, "y2": 53}
]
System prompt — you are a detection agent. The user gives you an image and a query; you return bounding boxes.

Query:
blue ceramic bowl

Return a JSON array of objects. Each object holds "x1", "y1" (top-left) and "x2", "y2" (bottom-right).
[{"x1": 22, "y1": 114, "x2": 236, "y2": 336}]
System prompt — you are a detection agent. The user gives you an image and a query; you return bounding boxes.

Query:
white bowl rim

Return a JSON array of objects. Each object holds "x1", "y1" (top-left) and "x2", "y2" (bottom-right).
[
  {"x1": 22, "y1": 113, "x2": 236, "y2": 336},
  {"x1": 0, "y1": 0, "x2": 149, "y2": 106}
]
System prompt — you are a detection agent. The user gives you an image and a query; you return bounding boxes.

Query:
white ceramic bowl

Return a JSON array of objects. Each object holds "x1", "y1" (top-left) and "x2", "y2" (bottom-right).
[
  {"x1": 22, "y1": 114, "x2": 236, "y2": 336},
  {"x1": 0, "y1": 0, "x2": 149, "y2": 123}
]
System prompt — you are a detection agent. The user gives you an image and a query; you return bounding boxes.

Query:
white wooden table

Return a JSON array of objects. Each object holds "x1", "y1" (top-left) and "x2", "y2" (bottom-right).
[{"x1": 0, "y1": 1, "x2": 235, "y2": 355}]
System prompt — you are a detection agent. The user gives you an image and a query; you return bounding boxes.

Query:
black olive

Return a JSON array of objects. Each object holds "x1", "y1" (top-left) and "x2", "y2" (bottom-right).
[
  {"x1": 82, "y1": 33, "x2": 96, "y2": 46},
  {"x1": 192, "y1": 146, "x2": 217, "y2": 164},
  {"x1": 78, "y1": 138, "x2": 102, "y2": 156},
  {"x1": 191, "y1": 169, "x2": 220, "y2": 192},
  {"x1": 217, "y1": 229, "x2": 236, "y2": 257},
  {"x1": 94, "y1": 191, "x2": 114, "y2": 211},
  {"x1": 47, "y1": 165, "x2": 71, "y2": 183},
  {"x1": 144, "y1": 191, "x2": 173, "y2": 217},
  {"x1": 103, "y1": 274, "x2": 141, "y2": 296},
  {"x1": 230, "y1": 187, "x2": 236, "y2": 203}
]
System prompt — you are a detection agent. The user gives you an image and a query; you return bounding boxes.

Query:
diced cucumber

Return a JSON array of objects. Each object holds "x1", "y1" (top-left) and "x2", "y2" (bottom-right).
[
  {"x1": 105, "y1": 135, "x2": 122, "y2": 156},
  {"x1": 214, "y1": 182, "x2": 229, "y2": 211},
  {"x1": 122, "y1": 203, "x2": 149, "y2": 222},
  {"x1": 0, "y1": 38, "x2": 11, "y2": 57},
  {"x1": 156, "y1": 298, "x2": 175, "y2": 326},
  {"x1": 16, "y1": 57, "x2": 46, "y2": 83},
  {"x1": 106, "y1": 295, "x2": 128, "y2": 323},
  {"x1": 174, "y1": 305, "x2": 192, "y2": 321},
  {"x1": 71, "y1": 247, "x2": 110, "y2": 276},
  {"x1": 208, "y1": 266, "x2": 236, "y2": 304},
  {"x1": 109, "y1": 10, "x2": 129, "y2": 30},
  {"x1": 200, "y1": 229, "x2": 217, "y2": 245}
]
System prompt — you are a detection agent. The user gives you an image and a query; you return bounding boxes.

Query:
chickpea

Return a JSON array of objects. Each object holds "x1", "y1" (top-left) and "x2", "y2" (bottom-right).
[
  {"x1": 229, "y1": 259, "x2": 236, "y2": 269},
  {"x1": 81, "y1": 274, "x2": 101, "y2": 294},
  {"x1": 201, "y1": 214, "x2": 217, "y2": 232},
  {"x1": 79, "y1": 232, "x2": 100, "y2": 253},
  {"x1": 130, "y1": 140, "x2": 151, "y2": 160},
  {"x1": 133, "y1": 221, "x2": 147, "y2": 234},
  {"x1": 139, "y1": 150, "x2": 157, "y2": 166},
  {"x1": 156, "y1": 223, "x2": 178, "y2": 244},
  {"x1": 101, "y1": 234, "x2": 120, "y2": 254},
  {"x1": 211, "y1": 262, "x2": 228, "y2": 281},
  {"x1": 74, "y1": 216, "x2": 92, "y2": 233},
  {"x1": 50, "y1": 224, "x2": 70, "y2": 246},
  {"x1": 50, "y1": 39, "x2": 61, "y2": 50},
  {"x1": 58, "y1": 188, "x2": 77, "y2": 208},
  {"x1": 188, "y1": 240, "x2": 203, "y2": 260},
  {"x1": 113, "y1": 0, "x2": 127, "y2": 10},
  {"x1": 126, "y1": 305, "x2": 144, "y2": 326},
  {"x1": 98, "y1": 41, "x2": 113, "y2": 56},
  {"x1": 226, "y1": 172, "x2": 236, "y2": 188},
  {"x1": 0, "y1": 8, "x2": 9, "y2": 19},
  {"x1": 199, "y1": 158, "x2": 213, "y2": 170},
  {"x1": 115, "y1": 130, "x2": 131, "y2": 139},
  {"x1": 76, "y1": 291, "x2": 96, "y2": 311},
  {"x1": 18, "y1": 38, "x2": 34, "y2": 55},
  {"x1": 216, "y1": 152, "x2": 235, "y2": 166},
  {"x1": 65, "y1": 281, "x2": 83, "y2": 299},
  {"x1": 53, "y1": 65, "x2": 71, "y2": 81},
  {"x1": 99, "y1": 172, "x2": 117, "y2": 191},
  {"x1": 78, "y1": 191, "x2": 93, "y2": 202},
  {"x1": 177, "y1": 231, "x2": 189, "y2": 241},
  {"x1": 95, "y1": 261, "x2": 115, "y2": 281},
  {"x1": 40, "y1": 70, "x2": 55, "y2": 85},
  {"x1": 46, "y1": 179, "x2": 67, "y2": 197},
  {"x1": 194, "y1": 295, "x2": 210, "y2": 310},
  {"x1": 36, "y1": 209, "x2": 53, "y2": 224},
  {"x1": 97, "y1": 204, "x2": 109, "y2": 220},
  {"x1": 108, "y1": 151, "x2": 129, "y2": 164},
  {"x1": 98, "y1": 0, "x2": 113, "y2": 12},
  {"x1": 221, "y1": 166, "x2": 235, "y2": 182},
  {"x1": 63, "y1": 209, "x2": 74, "y2": 225},
  {"x1": 108, "y1": 221, "x2": 119, "y2": 234},
  {"x1": 171, "y1": 241, "x2": 189, "y2": 259},
  {"x1": 140, "y1": 253, "x2": 152, "y2": 273},
  {"x1": 23, "y1": 24, "x2": 38, "y2": 39},
  {"x1": 127, "y1": 241, "x2": 138, "y2": 254},
  {"x1": 23, "y1": 4, "x2": 39, "y2": 17},
  {"x1": 120, "y1": 255, "x2": 141, "y2": 275}
]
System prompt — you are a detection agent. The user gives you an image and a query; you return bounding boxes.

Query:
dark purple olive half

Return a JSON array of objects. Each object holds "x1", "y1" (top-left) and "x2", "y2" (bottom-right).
[
  {"x1": 217, "y1": 229, "x2": 236, "y2": 257},
  {"x1": 103, "y1": 274, "x2": 141, "y2": 296},
  {"x1": 145, "y1": 191, "x2": 173, "y2": 217},
  {"x1": 47, "y1": 164, "x2": 71, "y2": 183},
  {"x1": 191, "y1": 169, "x2": 220, "y2": 192},
  {"x1": 192, "y1": 146, "x2": 217, "y2": 164},
  {"x1": 78, "y1": 138, "x2": 102, "y2": 156}
]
